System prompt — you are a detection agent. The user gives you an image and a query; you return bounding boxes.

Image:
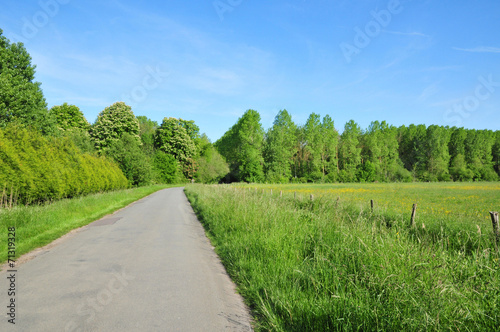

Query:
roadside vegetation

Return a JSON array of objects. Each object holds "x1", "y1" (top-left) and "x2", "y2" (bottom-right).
[
  {"x1": 185, "y1": 183, "x2": 500, "y2": 331},
  {"x1": 0, "y1": 184, "x2": 177, "y2": 266}
]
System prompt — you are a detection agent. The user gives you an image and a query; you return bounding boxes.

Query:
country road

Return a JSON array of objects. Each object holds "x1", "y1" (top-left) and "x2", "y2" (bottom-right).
[{"x1": 1, "y1": 187, "x2": 253, "y2": 331}]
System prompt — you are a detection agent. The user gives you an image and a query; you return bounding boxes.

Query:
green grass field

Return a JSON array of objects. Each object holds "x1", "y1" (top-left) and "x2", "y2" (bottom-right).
[
  {"x1": 0, "y1": 184, "x2": 179, "y2": 266},
  {"x1": 185, "y1": 182, "x2": 500, "y2": 331}
]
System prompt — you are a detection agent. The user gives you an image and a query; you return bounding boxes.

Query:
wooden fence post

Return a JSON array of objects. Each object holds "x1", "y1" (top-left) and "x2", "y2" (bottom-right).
[
  {"x1": 490, "y1": 211, "x2": 499, "y2": 252},
  {"x1": 294, "y1": 191, "x2": 297, "y2": 200},
  {"x1": 310, "y1": 194, "x2": 314, "y2": 201},
  {"x1": 370, "y1": 200, "x2": 374, "y2": 213},
  {"x1": 410, "y1": 204, "x2": 417, "y2": 227}
]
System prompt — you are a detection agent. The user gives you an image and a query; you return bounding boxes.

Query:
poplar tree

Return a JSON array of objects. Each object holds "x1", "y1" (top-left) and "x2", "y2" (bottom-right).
[
  {"x1": 215, "y1": 109, "x2": 264, "y2": 182},
  {"x1": 339, "y1": 120, "x2": 362, "y2": 182},
  {"x1": 263, "y1": 109, "x2": 297, "y2": 182}
]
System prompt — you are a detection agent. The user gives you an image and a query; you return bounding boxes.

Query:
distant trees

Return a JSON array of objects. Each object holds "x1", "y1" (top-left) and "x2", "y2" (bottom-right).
[
  {"x1": 215, "y1": 111, "x2": 499, "y2": 183},
  {"x1": 263, "y1": 109, "x2": 297, "y2": 183},
  {"x1": 136, "y1": 115, "x2": 158, "y2": 156},
  {"x1": 360, "y1": 121, "x2": 407, "y2": 182},
  {"x1": 154, "y1": 117, "x2": 198, "y2": 179},
  {"x1": 216, "y1": 109, "x2": 264, "y2": 182},
  {"x1": 196, "y1": 134, "x2": 230, "y2": 183},
  {"x1": 320, "y1": 115, "x2": 339, "y2": 182},
  {"x1": 493, "y1": 131, "x2": 500, "y2": 176},
  {"x1": 338, "y1": 120, "x2": 362, "y2": 182},
  {"x1": 90, "y1": 102, "x2": 140, "y2": 151}
]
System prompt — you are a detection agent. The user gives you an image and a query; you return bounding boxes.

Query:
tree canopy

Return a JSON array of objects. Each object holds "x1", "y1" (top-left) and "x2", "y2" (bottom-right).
[
  {"x1": 215, "y1": 109, "x2": 264, "y2": 182},
  {"x1": 49, "y1": 103, "x2": 90, "y2": 131},
  {"x1": 90, "y1": 102, "x2": 140, "y2": 151},
  {"x1": 0, "y1": 29, "x2": 52, "y2": 134}
]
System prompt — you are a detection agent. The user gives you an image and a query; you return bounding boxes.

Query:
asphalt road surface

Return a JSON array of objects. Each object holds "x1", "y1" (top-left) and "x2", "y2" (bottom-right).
[{"x1": 1, "y1": 187, "x2": 253, "y2": 331}]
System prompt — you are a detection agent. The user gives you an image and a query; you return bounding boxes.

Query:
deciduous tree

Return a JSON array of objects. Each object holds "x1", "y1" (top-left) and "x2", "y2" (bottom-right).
[
  {"x1": 49, "y1": 103, "x2": 90, "y2": 131},
  {"x1": 0, "y1": 30, "x2": 53, "y2": 134},
  {"x1": 263, "y1": 109, "x2": 297, "y2": 182},
  {"x1": 90, "y1": 102, "x2": 140, "y2": 151}
]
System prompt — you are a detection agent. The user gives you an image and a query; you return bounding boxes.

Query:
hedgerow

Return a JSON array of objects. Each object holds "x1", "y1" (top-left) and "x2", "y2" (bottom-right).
[{"x1": 0, "y1": 125, "x2": 128, "y2": 204}]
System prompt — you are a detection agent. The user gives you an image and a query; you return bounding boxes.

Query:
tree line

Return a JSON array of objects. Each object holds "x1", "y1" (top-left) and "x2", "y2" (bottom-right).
[{"x1": 215, "y1": 109, "x2": 500, "y2": 183}]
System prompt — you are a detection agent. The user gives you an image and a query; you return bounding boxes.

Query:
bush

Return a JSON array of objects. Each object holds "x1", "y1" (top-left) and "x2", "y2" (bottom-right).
[
  {"x1": 0, "y1": 125, "x2": 128, "y2": 204},
  {"x1": 106, "y1": 133, "x2": 153, "y2": 187},
  {"x1": 153, "y1": 151, "x2": 181, "y2": 184}
]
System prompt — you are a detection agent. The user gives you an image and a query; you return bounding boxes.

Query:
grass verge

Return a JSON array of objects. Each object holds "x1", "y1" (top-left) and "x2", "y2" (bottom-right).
[
  {"x1": 1, "y1": 184, "x2": 179, "y2": 266},
  {"x1": 185, "y1": 184, "x2": 500, "y2": 331}
]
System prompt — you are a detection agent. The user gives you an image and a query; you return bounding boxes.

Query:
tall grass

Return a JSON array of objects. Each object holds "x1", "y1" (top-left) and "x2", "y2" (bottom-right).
[
  {"x1": 185, "y1": 184, "x2": 500, "y2": 331},
  {"x1": 0, "y1": 184, "x2": 178, "y2": 265}
]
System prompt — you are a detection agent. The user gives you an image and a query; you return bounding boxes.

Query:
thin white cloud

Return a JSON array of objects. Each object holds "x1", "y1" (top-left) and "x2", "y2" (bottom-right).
[
  {"x1": 422, "y1": 65, "x2": 462, "y2": 72},
  {"x1": 453, "y1": 46, "x2": 500, "y2": 53},
  {"x1": 383, "y1": 30, "x2": 430, "y2": 37},
  {"x1": 418, "y1": 82, "x2": 440, "y2": 102}
]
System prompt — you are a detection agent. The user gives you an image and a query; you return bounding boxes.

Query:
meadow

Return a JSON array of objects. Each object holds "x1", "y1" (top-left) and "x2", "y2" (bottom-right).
[{"x1": 185, "y1": 182, "x2": 500, "y2": 331}]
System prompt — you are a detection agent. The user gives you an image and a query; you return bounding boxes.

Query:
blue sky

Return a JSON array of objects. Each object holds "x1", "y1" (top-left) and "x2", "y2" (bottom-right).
[{"x1": 1, "y1": 0, "x2": 499, "y2": 141}]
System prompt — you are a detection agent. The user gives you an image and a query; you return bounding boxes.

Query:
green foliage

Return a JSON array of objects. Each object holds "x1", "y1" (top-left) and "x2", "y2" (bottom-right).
[
  {"x1": 106, "y1": 133, "x2": 153, "y2": 186},
  {"x1": 398, "y1": 124, "x2": 427, "y2": 173},
  {"x1": 90, "y1": 102, "x2": 140, "y2": 151},
  {"x1": 356, "y1": 160, "x2": 377, "y2": 182},
  {"x1": 216, "y1": 109, "x2": 499, "y2": 184},
  {"x1": 0, "y1": 30, "x2": 54, "y2": 134},
  {"x1": 49, "y1": 103, "x2": 90, "y2": 131},
  {"x1": 215, "y1": 109, "x2": 265, "y2": 182},
  {"x1": 0, "y1": 125, "x2": 128, "y2": 204},
  {"x1": 154, "y1": 117, "x2": 197, "y2": 179},
  {"x1": 320, "y1": 115, "x2": 339, "y2": 180},
  {"x1": 196, "y1": 134, "x2": 229, "y2": 183},
  {"x1": 464, "y1": 129, "x2": 498, "y2": 181},
  {"x1": 152, "y1": 151, "x2": 181, "y2": 184},
  {"x1": 449, "y1": 154, "x2": 474, "y2": 181},
  {"x1": 263, "y1": 109, "x2": 297, "y2": 182},
  {"x1": 417, "y1": 125, "x2": 452, "y2": 181},
  {"x1": 339, "y1": 120, "x2": 362, "y2": 182},
  {"x1": 360, "y1": 121, "x2": 403, "y2": 182},
  {"x1": 493, "y1": 131, "x2": 500, "y2": 176},
  {"x1": 62, "y1": 128, "x2": 95, "y2": 154},
  {"x1": 178, "y1": 118, "x2": 201, "y2": 145},
  {"x1": 136, "y1": 115, "x2": 158, "y2": 156}
]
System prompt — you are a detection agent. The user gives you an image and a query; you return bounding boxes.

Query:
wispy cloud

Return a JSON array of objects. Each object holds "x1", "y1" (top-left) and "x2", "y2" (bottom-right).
[
  {"x1": 453, "y1": 46, "x2": 500, "y2": 53},
  {"x1": 422, "y1": 65, "x2": 462, "y2": 72},
  {"x1": 418, "y1": 82, "x2": 440, "y2": 102},
  {"x1": 383, "y1": 30, "x2": 430, "y2": 38}
]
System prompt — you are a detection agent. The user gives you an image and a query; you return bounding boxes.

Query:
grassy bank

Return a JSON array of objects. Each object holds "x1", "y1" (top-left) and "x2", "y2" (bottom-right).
[
  {"x1": 1, "y1": 184, "x2": 179, "y2": 266},
  {"x1": 185, "y1": 184, "x2": 500, "y2": 331}
]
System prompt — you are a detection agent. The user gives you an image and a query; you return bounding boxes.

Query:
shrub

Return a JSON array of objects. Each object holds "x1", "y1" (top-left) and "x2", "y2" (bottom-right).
[{"x1": 0, "y1": 125, "x2": 128, "y2": 204}]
